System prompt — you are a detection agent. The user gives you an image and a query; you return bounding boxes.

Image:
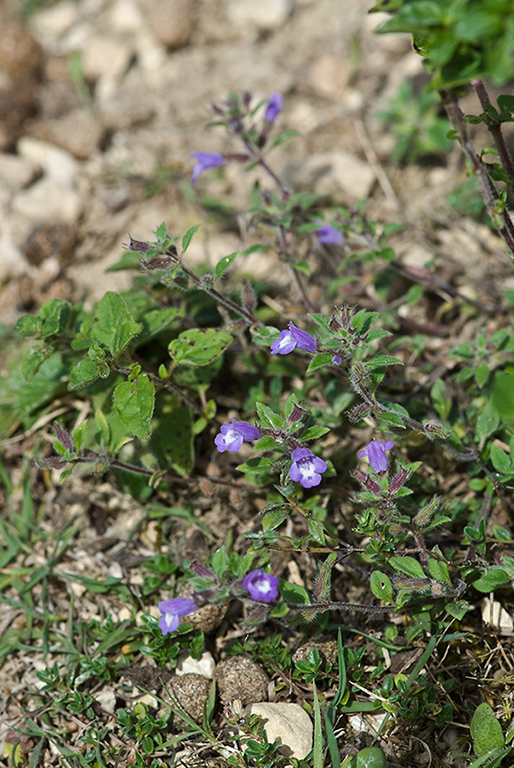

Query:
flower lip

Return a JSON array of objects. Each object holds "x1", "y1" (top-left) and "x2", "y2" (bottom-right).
[
  {"x1": 314, "y1": 221, "x2": 344, "y2": 246},
  {"x1": 357, "y1": 439, "x2": 394, "y2": 473},
  {"x1": 289, "y1": 447, "x2": 328, "y2": 488},
  {"x1": 214, "y1": 419, "x2": 260, "y2": 452},
  {"x1": 242, "y1": 569, "x2": 279, "y2": 603},
  {"x1": 157, "y1": 597, "x2": 197, "y2": 635},
  {"x1": 270, "y1": 322, "x2": 316, "y2": 355},
  {"x1": 190, "y1": 152, "x2": 225, "y2": 184},
  {"x1": 264, "y1": 92, "x2": 283, "y2": 123}
]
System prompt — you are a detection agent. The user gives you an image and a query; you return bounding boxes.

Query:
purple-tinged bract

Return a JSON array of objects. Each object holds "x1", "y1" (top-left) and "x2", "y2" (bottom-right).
[
  {"x1": 289, "y1": 447, "x2": 328, "y2": 488},
  {"x1": 190, "y1": 152, "x2": 225, "y2": 184},
  {"x1": 357, "y1": 439, "x2": 394, "y2": 473},
  {"x1": 270, "y1": 322, "x2": 316, "y2": 355},
  {"x1": 158, "y1": 597, "x2": 197, "y2": 635},
  {"x1": 314, "y1": 222, "x2": 344, "y2": 246},
  {"x1": 242, "y1": 569, "x2": 279, "y2": 603},
  {"x1": 264, "y1": 92, "x2": 283, "y2": 123},
  {"x1": 214, "y1": 419, "x2": 260, "y2": 452}
]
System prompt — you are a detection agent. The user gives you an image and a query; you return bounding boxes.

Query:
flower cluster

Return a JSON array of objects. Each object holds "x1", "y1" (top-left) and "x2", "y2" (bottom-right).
[
  {"x1": 157, "y1": 569, "x2": 279, "y2": 636},
  {"x1": 190, "y1": 92, "x2": 283, "y2": 184}
]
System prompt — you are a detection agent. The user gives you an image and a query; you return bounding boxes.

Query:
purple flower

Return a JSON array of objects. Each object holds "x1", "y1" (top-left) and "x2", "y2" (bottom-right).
[
  {"x1": 264, "y1": 93, "x2": 283, "y2": 123},
  {"x1": 332, "y1": 354, "x2": 342, "y2": 365},
  {"x1": 357, "y1": 439, "x2": 394, "y2": 473},
  {"x1": 215, "y1": 419, "x2": 260, "y2": 452},
  {"x1": 289, "y1": 447, "x2": 328, "y2": 488},
  {"x1": 190, "y1": 152, "x2": 225, "y2": 184},
  {"x1": 242, "y1": 569, "x2": 279, "y2": 603},
  {"x1": 270, "y1": 322, "x2": 316, "y2": 355},
  {"x1": 314, "y1": 222, "x2": 344, "y2": 246},
  {"x1": 158, "y1": 597, "x2": 197, "y2": 635}
]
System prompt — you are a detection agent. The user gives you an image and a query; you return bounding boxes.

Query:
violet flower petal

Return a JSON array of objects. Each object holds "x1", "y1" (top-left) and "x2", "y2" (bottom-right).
[
  {"x1": 242, "y1": 569, "x2": 279, "y2": 603},
  {"x1": 264, "y1": 93, "x2": 283, "y2": 123},
  {"x1": 314, "y1": 222, "x2": 344, "y2": 246},
  {"x1": 290, "y1": 447, "x2": 328, "y2": 488},
  {"x1": 190, "y1": 152, "x2": 225, "y2": 184}
]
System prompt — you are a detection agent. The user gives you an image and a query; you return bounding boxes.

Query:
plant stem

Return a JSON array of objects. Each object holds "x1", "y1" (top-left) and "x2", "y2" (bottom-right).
[
  {"x1": 440, "y1": 88, "x2": 514, "y2": 255},
  {"x1": 472, "y1": 78, "x2": 514, "y2": 185}
]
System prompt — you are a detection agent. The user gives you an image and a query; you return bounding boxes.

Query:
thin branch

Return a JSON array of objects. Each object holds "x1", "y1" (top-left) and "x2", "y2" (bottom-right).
[{"x1": 440, "y1": 89, "x2": 514, "y2": 255}]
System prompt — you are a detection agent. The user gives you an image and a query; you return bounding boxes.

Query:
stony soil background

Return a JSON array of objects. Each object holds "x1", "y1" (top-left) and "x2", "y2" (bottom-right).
[
  {"x1": 2, "y1": 1, "x2": 514, "y2": 766},
  {"x1": 2, "y1": 0, "x2": 510, "y2": 329}
]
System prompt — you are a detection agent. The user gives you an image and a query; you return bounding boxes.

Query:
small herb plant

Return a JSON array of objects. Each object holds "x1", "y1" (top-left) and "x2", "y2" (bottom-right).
[{"x1": 3, "y1": 3, "x2": 514, "y2": 765}]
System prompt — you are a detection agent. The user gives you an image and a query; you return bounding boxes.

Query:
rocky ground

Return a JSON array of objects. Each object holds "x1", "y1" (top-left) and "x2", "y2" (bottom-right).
[{"x1": 2, "y1": 0, "x2": 508, "y2": 329}]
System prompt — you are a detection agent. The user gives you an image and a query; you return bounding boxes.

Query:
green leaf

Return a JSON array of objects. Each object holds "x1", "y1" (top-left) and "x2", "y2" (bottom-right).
[
  {"x1": 472, "y1": 568, "x2": 511, "y2": 593},
  {"x1": 491, "y1": 370, "x2": 514, "y2": 426},
  {"x1": 280, "y1": 580, "x2": 310, "y2": 605},
  {"x1": 431, "y1": 379, "x2": 452, "y2": 421},
  {"x1": 307, "y1": 353, "x2": 334, "y2": 372},
  {"x1": 475, "y1": 363, "x2": 490, "y2": 388},
  {"x1": 445, "y1": 599, "x2": 469, "y2": 620},
  {"x1": 236, "y1": 456, "x2": 272, "y2": 475},
  {"x1": 256, "y1": 401, "x2": 283, "y2": 430},
  {"x1": 476, "y1": 400, "x2": 500, "y2": 445},
  {"x1": 307, "y1": 518, "x2": 326, "y2": 545},
  {"x1": 389, "y1": 556, "x2": 425, "y2": 579},
  {"x1": 69, "y1": 357, "x2": 102, "y2": 389},
  {"x1": 155, "y1": 222, "x2": 167, "y2": 240},
  {"x1": 149, "y1": 407, "x2": 193, "y2": 476},
  {"x1": 168, "y1": 328, "x2": 232, "y2": 366},
  {"x1": 300, "y1": 426, "x2": 330, "y2": 441},
  {"x1": 16, "y1": 315, "x2": 42, "y2": 338},
  {"x1": 181, "y1": 224, "x2": 201, "y2": 252},
  {"x1": 366, "y1": 354, "x2": 402, "y2": 369},
  {"x1": 473, "y1": 715, "x2": 505, "y2": 757},
  {"x1": 113, "y1": 372, "x2": 155, "y2": 440},
  {"x1": 250, "y1": 326, "x2": 281, "y2": 346},
  {"x1": 427, "y1": 553, "x2": 451, "y2": 586},
  {"x1": 73, "y1": 422, "x2": 87, "y2": 451},
  {"x1": 471, "y1": 704, "x2": 495, "y2": 740},
  {"x1": 21, "y1": 345, "x2": 52, "y2": 382},
  {"x1": 312, "y1": 680, "x2": 323, "y2": 768},
  {"x1": 370, "y1": 571, "x2": 393, "y2": 602},
  {"x1": 253, "y1": 435, "x2": 278, "y2": 451},
  {"x1": 262, "y1": 507, "x2": 288, "y2": 531},
  {"x1": 214, "y1": 251, "x2": 238, "y2": 280},
  {"x1": 91, "y1": 292, "x2": 142, "y2": 357},
  {"x1": 490, "y1": 443, "x2": 514, "y2": 475},
  {"x1": 140, "y1": 308, "x2": 183, "y2": 339}
]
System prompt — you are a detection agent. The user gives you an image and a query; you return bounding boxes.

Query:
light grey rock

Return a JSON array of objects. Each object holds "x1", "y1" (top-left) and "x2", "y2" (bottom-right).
[
  {"x1": 17, "y1": 138, "x2": 79, "y2": 186},
  {"x1": 0, "y1": 154, "x2": 39, "y2": 194},
  {"x1": 109, "y1": 0, "x2": 145, "y2": 34},
  {"x1": 308, "y1": 55, "x2": 351, "y2": 100},
  {"x1": 31, "y1": 108, "x2": 103, "y2": 160},
  {"x1": 81, "y1": 35, "x2": 133, "y2": 81},
  {"x1": 29, "y1": 1, "x2": 80, "y2": 46},
  {"x1": 246, "y1": 702, "x2": 313, "y2": 760},
  {"x1": 176, "y1": 651, "x2": 216, "y2": 679},
  {"x1": 227, "y1": 0, "x2": 292, "y2": 30},
  {"x1": 287, "y1": 149, "x2": 375, "y2": 203},
  {"x1": 12, "y1": 178, "x2": 82, "y2": 228},
  {"x1": 138, "y1": 0, "x2": 194, "y2": 48}
]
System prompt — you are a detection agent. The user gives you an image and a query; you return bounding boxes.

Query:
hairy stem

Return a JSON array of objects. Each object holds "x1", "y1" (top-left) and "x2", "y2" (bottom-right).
[{"x1": 440, "y1": 89, "x2": 514, "y2": 255}]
